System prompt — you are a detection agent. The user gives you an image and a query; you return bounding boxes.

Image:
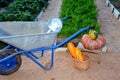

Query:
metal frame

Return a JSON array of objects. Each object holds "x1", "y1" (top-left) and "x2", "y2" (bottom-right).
[{"x1": 0, "y1": 26, "x2": 94, "y2": 70}]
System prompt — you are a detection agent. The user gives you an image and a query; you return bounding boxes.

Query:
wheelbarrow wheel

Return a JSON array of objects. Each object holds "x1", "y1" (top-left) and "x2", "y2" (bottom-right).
[{"x1": 0, "y1": 49, "x2": 22, "y2": 75}]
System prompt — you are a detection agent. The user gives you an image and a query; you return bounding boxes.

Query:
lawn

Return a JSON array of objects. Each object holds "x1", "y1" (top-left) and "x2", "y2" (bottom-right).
[{"x1": 59, "y1": 0, "x2": 100, "y2": 38}]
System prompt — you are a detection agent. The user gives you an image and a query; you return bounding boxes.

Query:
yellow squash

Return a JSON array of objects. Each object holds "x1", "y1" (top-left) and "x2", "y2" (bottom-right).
[
  {"x1": 67, "y1": 42, "x2": 76, "y2": 58},
  {"x1": 75, "y1": 47, "x2": 84, "y2": 61},
  {"x1": 89, "y1": 29, "x2": 98, "y2": 40}
]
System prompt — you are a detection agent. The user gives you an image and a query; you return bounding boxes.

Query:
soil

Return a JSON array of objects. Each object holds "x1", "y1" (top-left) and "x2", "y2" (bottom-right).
[
  {"x1": 0, "y1": 51, "x2": 120, "y2": 80},
  {"x1": 0, "y1": 0, "x2": 120, "y2": 80}
]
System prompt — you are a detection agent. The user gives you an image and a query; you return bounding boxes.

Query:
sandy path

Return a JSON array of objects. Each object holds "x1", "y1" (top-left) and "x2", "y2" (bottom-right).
[
  {"x1": 0, "y1": 51, "x2": 120, "y2": 80},
  {"x1": 95, "y1": 0, "x2": 120, "y2": 53},
  {"x1": 40, "y1": 0, "x2": 62, "y2": 21}
]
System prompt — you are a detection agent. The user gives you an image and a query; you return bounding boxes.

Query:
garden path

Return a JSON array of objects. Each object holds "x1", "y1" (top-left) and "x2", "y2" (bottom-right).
[
  {"x1": 95, "y1": 0, "x2": 120, "y2": 53},
  {"x1": 40, "y1": 0, "x2": 62, "y2": 21}
]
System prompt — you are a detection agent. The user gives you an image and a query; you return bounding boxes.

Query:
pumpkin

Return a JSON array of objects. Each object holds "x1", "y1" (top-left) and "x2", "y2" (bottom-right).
[
  {"x1": 67, "y1": 42, "x2": 76, "y2": 58},
  {"x1": 89, "y1": 29, "x2": 98, "y2": 40},
  {"x1": 81, "y1": 34, "x2": 106, "y2": 50},
  {"x1": 75, "y1": 47, "x2": 84, "y2": 61}
]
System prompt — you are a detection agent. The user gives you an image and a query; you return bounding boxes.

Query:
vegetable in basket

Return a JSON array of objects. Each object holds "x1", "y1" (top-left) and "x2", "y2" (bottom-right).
[
  {"x1": 67, "y1": 42, "x2": 75, "y2": 58},
  {"x1": 75, "y1": 47, "x2": 84, "y2": 61},
  {"x1": 67, "y1": 42, "x2": 84, "y2": 61}
]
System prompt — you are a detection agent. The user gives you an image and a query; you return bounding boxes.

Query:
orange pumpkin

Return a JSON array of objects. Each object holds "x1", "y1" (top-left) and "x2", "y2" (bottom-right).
[
  {"x1": 81, "y1": 34, "x2": 106, "y2": 50},
  {"x1": 67, "y1": 42, "x2": 76, "y2": 58}
]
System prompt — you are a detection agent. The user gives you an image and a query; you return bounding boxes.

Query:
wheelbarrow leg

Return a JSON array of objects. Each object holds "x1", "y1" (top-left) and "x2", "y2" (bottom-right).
[
  {"x1": 2, "y1": 45, "x2": 11, "y2": 50},
  {"x1": 23, "y1": 48, "x2": 55, "y2": 70},
  {"x1": 28, "y1": 50, "x2": 45, "y2": 59}
]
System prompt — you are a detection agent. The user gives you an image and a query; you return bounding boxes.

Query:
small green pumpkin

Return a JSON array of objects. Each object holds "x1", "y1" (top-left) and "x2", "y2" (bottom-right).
[{"x1": 89, "y1": 29, "x2": 98, "y2": 40}]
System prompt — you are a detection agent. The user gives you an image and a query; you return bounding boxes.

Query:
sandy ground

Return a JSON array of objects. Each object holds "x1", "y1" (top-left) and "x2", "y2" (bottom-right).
[
  {"x1": 95, "y1": 0, "x2": 120, "y2": 53},
  {"x1": 40, "y1": 0, "x2": 62, "y2": 21},
  {"x1": 0, "y1": 51, "x2": 120, "y2": 80},
  {"x1": 0, "y1": 0, "x2": 120, "y2": 80}
]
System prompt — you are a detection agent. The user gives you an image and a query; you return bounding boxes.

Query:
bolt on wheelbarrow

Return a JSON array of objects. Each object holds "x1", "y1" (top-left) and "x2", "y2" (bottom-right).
[{"x1": 0, "y1": 16, "x2": 95, "y2": 75}]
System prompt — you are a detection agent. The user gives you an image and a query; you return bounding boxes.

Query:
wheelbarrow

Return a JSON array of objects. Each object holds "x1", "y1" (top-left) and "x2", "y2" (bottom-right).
[{"x1": 0, "y1": 17, "x2": 95, "y2": 75}]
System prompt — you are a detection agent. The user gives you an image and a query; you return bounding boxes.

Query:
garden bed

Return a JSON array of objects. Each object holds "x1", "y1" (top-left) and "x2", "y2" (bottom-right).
[
  {"x1": 0, "y1": 0, "x2": 49, "y2": 21},
  {"x1": 0, "y1": 0, "x2": 14, "y2": 8},
  {"x1": 109, "y1": 0, "x2": 120, "y2": 11},
  {"x1": 105, "y1": 0, "x2": 120, "y2": 21}
]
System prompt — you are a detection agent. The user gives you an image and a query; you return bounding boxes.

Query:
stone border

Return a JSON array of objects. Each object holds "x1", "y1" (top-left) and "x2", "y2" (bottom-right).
[
  {"x1": 104, "y1": 0, "x2": 120, "y2": 21},
  {"x1": 35, "y1": 0, "x2": 51, "y2": 21},
  {"x1": 35, "y1": 9, "x2": 45, "y2": 21}
]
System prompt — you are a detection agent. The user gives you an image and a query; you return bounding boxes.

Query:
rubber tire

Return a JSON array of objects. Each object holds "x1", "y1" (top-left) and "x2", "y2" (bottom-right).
[{"x1": 0, "y1": 49, "x2": 22, "y2": 75}]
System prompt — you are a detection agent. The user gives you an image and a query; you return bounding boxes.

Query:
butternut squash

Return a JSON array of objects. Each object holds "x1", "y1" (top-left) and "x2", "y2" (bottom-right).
[
  {"x1": 75, "y1": 48, "x2": 84, "y2": 61},
  {"x1": 67, "y1": 42, "x2": 76, "y2": 58}
]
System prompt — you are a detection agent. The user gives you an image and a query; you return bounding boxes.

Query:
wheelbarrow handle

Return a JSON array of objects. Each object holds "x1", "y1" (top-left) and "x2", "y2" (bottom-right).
[
  {"x1": 61, "y1": 16, "x2": 72, "y2": 21},
  {"x1": 54, "y1": 26, "x2": 95, "y2": 48},
  {"x1": 89, "y1": 26, "x2": 95, "y2": 29}
]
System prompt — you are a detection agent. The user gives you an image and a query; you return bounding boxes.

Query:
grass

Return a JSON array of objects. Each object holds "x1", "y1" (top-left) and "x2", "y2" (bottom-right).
[{"x1": 59, "y1": 0, "x2": 100, "y2": 38}]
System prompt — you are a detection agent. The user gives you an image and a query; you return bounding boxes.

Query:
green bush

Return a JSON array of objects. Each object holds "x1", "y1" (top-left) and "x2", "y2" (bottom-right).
[
  {"x1": 0, "y1": 0, "x2": 14, "y2": 8},
  {"x1": 0, "y1": 0, "x2": 49, "y2": 21},
  {"x1": 59, "y1": 0, "x2": 100, "y2": 38}
]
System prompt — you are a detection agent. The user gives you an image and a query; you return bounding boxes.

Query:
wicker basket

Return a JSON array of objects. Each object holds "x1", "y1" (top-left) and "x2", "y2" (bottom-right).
[{"x1": 72, "y1": 54, "x2": 90, "y2": 70}]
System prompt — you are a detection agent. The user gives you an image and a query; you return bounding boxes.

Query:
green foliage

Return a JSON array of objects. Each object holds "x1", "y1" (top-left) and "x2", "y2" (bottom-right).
[
  {"x1": 0, "y1": 0, "x2": 14, "y2": 8},
  {"x1": 59, "y1": 0, "x2": 100, "y2": 38},
  {"x1": 0, "y1": 0, "x2": 49, "y2": 21},
  {"x1": 0, "y1": 42, "x2": 7, "y2": 49}
]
